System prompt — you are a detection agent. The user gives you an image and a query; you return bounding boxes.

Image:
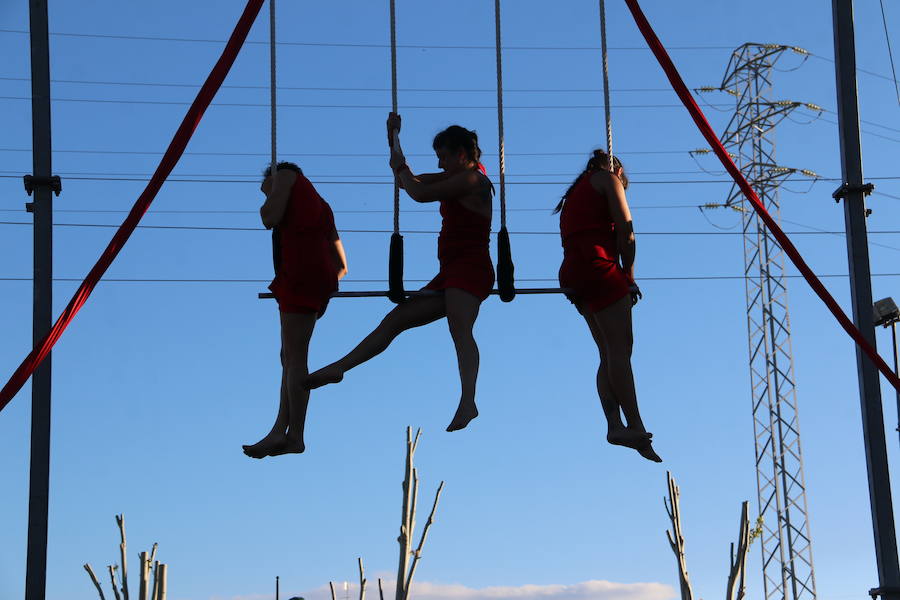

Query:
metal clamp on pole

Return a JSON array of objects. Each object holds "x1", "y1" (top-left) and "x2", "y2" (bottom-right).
[
  {"x1": 870, "y1": 586, "x2": 900, "y2": 599},
  {"x1": 832, "y1": 181, "x2": 874, "y2": 202},
  {"x1": 23, "y1": 175, "x2": 62, "y2": 212}
]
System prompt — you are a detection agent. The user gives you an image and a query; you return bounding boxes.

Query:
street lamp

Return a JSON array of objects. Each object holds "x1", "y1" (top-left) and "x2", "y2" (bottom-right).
[{"x1": 874, "y1": 297, "x2": 900, "y2": 441}]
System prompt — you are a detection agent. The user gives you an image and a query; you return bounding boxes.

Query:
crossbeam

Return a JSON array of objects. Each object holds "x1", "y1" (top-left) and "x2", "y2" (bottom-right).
[{"x1": 258, "y1": 287, "x2": 571, "y2": 300}]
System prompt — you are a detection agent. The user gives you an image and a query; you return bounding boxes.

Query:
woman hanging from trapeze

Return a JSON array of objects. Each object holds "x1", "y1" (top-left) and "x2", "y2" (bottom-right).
[
  {"x1": 305, "y1": 113, "x2": 494, "y2": 432},
  {"x1": 556, "y1": 149, "x2": 661, "y2": 463},
  {"x1": 243, "y1": 162, "x2": 348, "y2": 458}
]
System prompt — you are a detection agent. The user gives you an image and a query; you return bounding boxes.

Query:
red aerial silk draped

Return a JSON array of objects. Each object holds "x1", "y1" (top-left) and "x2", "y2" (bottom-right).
[
  {"x1": 0, "y1": 0, "x2": 266, "y2": 411},
  {"x1": 623, "y1": 0, "x2": 900, "y2": 394}
]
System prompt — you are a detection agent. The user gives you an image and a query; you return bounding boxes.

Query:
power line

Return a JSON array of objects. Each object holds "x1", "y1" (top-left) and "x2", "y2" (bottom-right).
[
  {"x1": 0, "y1": 173, "x2": 837, "y2": 185},
  {"x1": 0, "y1": 148, "x2": 692, "y2": 157},
  {"x1": 0, "y1": 205, "x2": 716, "y2": 215},
  {"x1": 1, "y1": 220, "x2": 897, "y2": 237},
  {"x1": 0, "y1": 75, "x2": 673, "y2": 94},
  {"x1": 0, "y1": 28, "x2": 732, "y2": 51},
  {"x1": 0, "y1": 274, "x2": 898, "y2": 284},
  {"x1": 0, "y1": 168, "x2": 728, "y2": 178},
  {"x1": 0, "y1": 95, "x2": 733, "y2": 110}
]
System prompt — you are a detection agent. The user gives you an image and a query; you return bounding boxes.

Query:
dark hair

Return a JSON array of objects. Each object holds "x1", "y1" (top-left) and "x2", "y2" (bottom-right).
[
  {"x1": 553, "y1": 149, "x2": 628, "y2": 214},
  {"x1": 262, "y1": 161, "x2": 303, "y2": 179},
  {"x1": 432, "y1": 125, "x2": 482, "y2": 169}
]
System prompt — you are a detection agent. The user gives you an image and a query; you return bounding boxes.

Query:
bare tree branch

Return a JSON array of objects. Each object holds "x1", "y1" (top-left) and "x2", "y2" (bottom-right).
[
  {"x1": 403, "y1": 481, "x2": 445, "y2": 600},
  {"x1": 108, "y1": 566, "x2": 122, "y2": 600},
  {"x1": 116, "y1": 515, "x2": 129, "y2": 600},
  {"x1": 726, "y1": 502, "x2": 751, "y2": 600},
  {"x1": 358, "y1": 557, "x2": 367, "y2": 600},
  {"x1": 330, "y1": 581, "x2": 337, "y2": 600},
  {"x1": 395, "y1": 427, "x2": 415, "y2": 600},
  {"x1": 378, "y1": 578, "x2": 385, "y2": 600},
  {"x1": 664, "y1": 472, "x2": 693, "y2": 600},
  {"x1": 84, "y1": 564, "x2": 106, "y2": 600}
]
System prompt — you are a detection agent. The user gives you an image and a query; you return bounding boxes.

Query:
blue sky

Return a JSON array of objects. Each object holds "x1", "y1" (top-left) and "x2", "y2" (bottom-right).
[{"x1": 2, "y1": 1, "x2": 900, "y2": 599}]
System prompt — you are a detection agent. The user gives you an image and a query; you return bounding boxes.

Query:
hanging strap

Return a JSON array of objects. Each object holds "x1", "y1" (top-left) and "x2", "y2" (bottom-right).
[
  {"x1": 0, "y1": 0, "x2": 266, "y2": 412},
  {"x1": 494, "y1": 0, "x2": 516, "y2": 302},
  {"x1": 623, "y1": 0, "x2": 900, "y2": 394},
  {"x1": 599, "y1": 0, "x2": 614, "y2": 171},
  {"x1": 387, "y1": 0, "x2": 405, "y2": 304},
  {"x1": 268, "y1": 0, "x2": 282, "y2": 276},
  {"x1": 269, "y1": 0, "x2": 277, "y2": 171}
]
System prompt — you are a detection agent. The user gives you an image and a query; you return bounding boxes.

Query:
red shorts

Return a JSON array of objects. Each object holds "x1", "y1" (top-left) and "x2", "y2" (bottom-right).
[
  {"x1": 269, "y1": 277, "x2": 334, "y2": 318},
  {"x1": 423, "y1": 255, "x2": 495, "y2": 301},
  {"x1": 559, "y1": 237, "x2": 630, "y2": 313}
]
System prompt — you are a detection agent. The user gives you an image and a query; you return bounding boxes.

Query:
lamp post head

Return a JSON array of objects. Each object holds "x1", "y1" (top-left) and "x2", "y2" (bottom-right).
[{"x1": 874, "y1": 297, "x2": 900, "y2": 327}]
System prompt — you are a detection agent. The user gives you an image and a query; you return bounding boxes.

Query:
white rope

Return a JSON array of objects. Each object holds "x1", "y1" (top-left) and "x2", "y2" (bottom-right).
[
  {"x1": 494, "y1": 0, "x2": 507, "y2": 229},
  {"x1": 390, "y1": 0, "x2": 400, "y2": 234},
  {"x1": 598, "y1": 0, "x2": 613, "y2": 171},
  {"x1": 269, "y1": 0, "x2": 277, "y2": 173}
]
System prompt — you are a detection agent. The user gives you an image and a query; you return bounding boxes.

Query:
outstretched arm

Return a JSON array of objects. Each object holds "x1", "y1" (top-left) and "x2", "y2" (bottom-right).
[{"x1": 260, "y1": 169, "x2": 299, "y2": 229}]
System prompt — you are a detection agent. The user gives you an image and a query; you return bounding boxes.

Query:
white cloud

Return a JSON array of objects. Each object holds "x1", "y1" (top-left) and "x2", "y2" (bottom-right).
[{"x1": 221, "y1": 578, "x2": 675, "y2": 600}]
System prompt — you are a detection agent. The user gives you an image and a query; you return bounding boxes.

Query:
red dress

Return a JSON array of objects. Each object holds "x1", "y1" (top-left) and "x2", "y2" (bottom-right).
[
  {"x1": 558, "y1": 174, "x2": 631, "y2": 313},
  {"x1": 268, "y1": 174, "x2": 339, "y2": 316},
  {"x1": 423, "y1": 192, "x2": 495, "y2": 301}
]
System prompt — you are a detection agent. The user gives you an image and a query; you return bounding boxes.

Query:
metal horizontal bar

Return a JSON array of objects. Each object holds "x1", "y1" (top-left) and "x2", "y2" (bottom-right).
[{"x1": 257, "y1": 287, "x2": 572, "y2": 300}]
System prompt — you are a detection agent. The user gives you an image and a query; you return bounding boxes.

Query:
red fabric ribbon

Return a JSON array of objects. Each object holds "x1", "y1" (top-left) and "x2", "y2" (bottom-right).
[
  {"x1": 623, "y1": 0, "x2": 900, "y2": 393},
  {"x1": 0, "y1": 0, "x2": 266, "y2": 412}
]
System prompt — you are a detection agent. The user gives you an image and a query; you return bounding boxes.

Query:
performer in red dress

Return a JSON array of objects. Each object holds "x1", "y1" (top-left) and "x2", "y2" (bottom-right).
[
  {"x1": 557, "y1": 149, "x2": 661, "y2": 462},
  {"x1": 243, "y1": 162, "x2": 348, "y2": 458},
  {"x1": 306, "y1": 114, "x2": 494, "y2": 432}
]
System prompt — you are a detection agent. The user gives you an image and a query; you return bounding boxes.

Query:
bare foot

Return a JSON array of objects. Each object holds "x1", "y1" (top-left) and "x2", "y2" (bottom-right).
[
  {"x1": 635, "y1": 440, "x2": 663, "y2": 463},
  {"x1": 268, "y1": 437, "x2": 305, "y2": 456},
  {"x1": 446, "y1": 402, "x2": 479, "y2": 432},
  {"x1": 607, "y1": 426, "x2": 652, "y2": 449},
  {"x1": 242, "y1": 434, "x2": 287, "y2": 459},
  {"x1": 304, "y1": 365, "x2": 344, "y2": 390}
]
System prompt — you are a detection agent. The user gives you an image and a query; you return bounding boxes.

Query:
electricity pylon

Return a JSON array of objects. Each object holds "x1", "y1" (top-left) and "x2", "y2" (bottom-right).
[{"x1": 706, "y1": 42, "x2": 820, "y2": 600}]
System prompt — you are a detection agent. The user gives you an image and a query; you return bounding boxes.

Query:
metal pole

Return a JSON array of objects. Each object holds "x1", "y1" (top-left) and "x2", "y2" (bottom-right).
[
  {"x1": 832, "y1": 1, "x2": 900, "y2": 598},
  {"x1": 25, "y1": 1, "x2": 54, "y2": 599},
  {"x1": 893, "y1": 321, "x2": 899, "y2": 441}
]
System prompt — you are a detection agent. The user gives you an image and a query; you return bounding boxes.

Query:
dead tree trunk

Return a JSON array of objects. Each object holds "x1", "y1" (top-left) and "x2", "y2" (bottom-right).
[
  {"x1": 395, "y1": 427, "x2": 420, "y2": 600},
  {"x1": 725, "y1": 502, "x2": 751, "y2": 600},
  {"x1": 116, "y1": 515, "x2": 129, "y2": 600},
  {"x1": 394, "y1": 427, "x2": 444, "y2": 600},
  {"x1": 358, "y1": 557, "x2": 367, "y2": 600},
  {"x1": 156, "y1": 564, "x2": 167, "y2": 600},
  {"x1": 664, "y1": 472, "x2": 694, "y2": 600}
]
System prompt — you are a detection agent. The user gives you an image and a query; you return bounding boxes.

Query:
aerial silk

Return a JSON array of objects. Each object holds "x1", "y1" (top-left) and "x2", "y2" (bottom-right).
[
  {"x1": 623, "y1": 0, "x2": 900, "y2": 394},
  {"x1": 0, "y1": 0, "x2": 266, "y2": 411}
]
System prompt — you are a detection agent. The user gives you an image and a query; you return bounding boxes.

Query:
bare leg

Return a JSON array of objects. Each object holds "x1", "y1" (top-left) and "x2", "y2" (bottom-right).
[
  {"x1": 244, "y1": 312, "x2": 316, "y2": 458},
  {"x1": 582, "y1": 295, "x2": 661, "y2": 462},
  {"x1": 444, "y1": 288, "x2": 482, "y2": 432},
  {"x1": 242, "y1": 360, "x2": 289, "y2": 458},
  {"x1": 306, "y1": 295, "x2": 446, "y2": 389}
]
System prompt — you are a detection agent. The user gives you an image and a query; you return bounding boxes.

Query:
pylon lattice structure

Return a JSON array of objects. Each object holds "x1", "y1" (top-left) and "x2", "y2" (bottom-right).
[{"x1": 717, "y1": 43, "x2": 819, "y2": 600}]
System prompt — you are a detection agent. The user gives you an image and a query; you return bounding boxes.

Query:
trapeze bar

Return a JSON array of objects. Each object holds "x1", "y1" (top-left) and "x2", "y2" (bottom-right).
[{"x1": 257, "y1": 287, "x2": 571, "y2": 300}]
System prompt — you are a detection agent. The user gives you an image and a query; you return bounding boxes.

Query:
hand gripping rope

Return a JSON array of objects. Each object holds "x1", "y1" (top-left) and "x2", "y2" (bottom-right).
[
  {"x1": 623, "y1": 0, "x2": 900, "y2": 394},
  {"x1": 387, "y1": 0, "x2": 406, "y2": 304},
  {"x1": 494, "y1": 0, "x2": 516, "y2": 302},
  {"x1": 0, "y1": 0, "x2": 266, "y2": 412}
]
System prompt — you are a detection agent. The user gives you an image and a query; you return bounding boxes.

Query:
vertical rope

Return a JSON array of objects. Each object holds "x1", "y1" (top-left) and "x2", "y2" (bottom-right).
[
  {"x1": 494, "y1": 0, "x2": 507, "y2": 229},
  {"x1": 387, "y1": 0, "x2": 405, "y2": 304},
  {"x1": 390, "y1": 0, "x2": 400, "y2": 234},
  {"x1": 269, "y1": 0, "x2": 277, "y2": 171},
  {"x1": 494, "y1": 0, "x2": 515, "y2": 302},
  {"x1": 599, "y1": 0, "x2": 613, "y2": 171}
]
